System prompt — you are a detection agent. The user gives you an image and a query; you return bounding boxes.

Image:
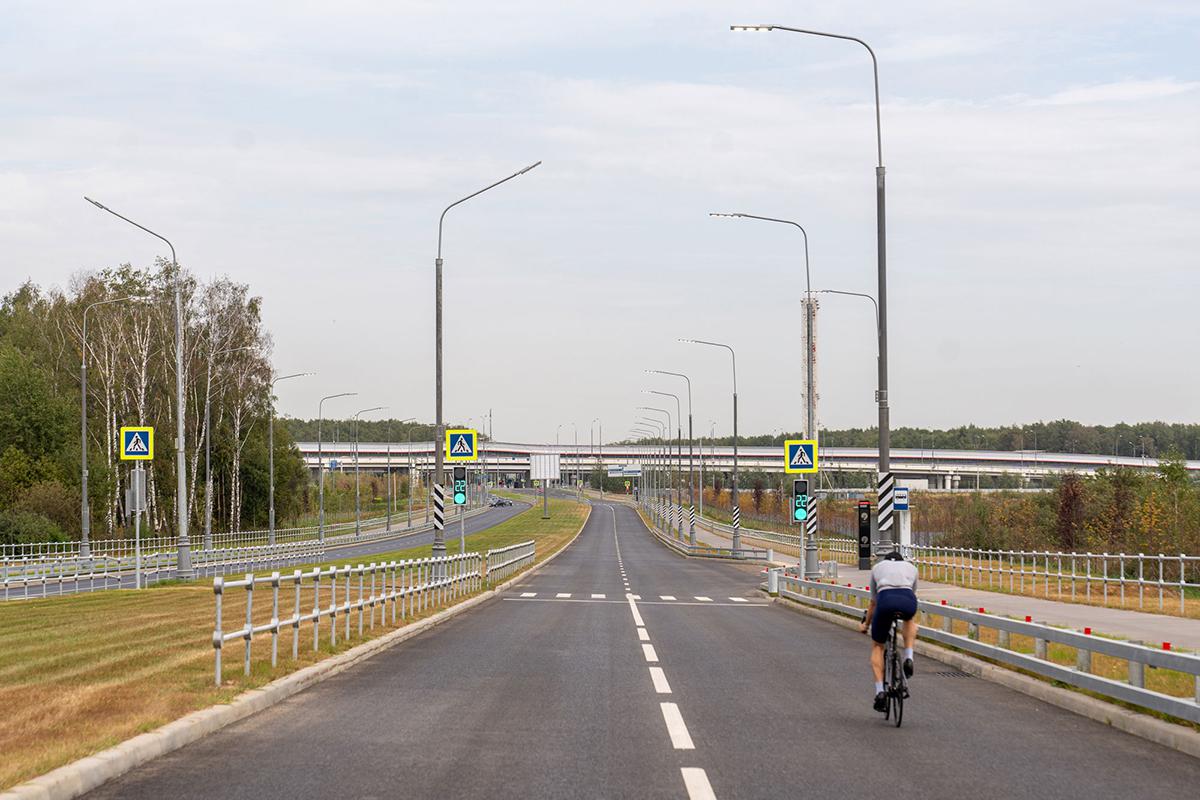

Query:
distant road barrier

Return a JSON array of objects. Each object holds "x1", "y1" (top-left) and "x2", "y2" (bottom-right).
[
  {"x1": 1, "y1": 504, "x2": 492, "y2": 601},
  {"x1": 640, "y1": 498, "x2": 770, "y2": 560},
  {"x1": 768, "y1": 573, "x2": 1200, "y2": 724},
  {"x1": 212, "y1": 541, "x2": 536, "y2": 685}
]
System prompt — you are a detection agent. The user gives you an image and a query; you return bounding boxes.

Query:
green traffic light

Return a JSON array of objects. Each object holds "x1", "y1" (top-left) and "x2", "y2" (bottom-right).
[
  {"x1": 794, "y1": 508, "x2": 807, "y2": 521},
  {"x1": 454, "y1": 492, "x2": 466, "y2": 504}
]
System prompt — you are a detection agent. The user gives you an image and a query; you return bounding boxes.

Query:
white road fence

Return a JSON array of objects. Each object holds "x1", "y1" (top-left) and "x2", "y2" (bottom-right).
[
  {"x1": 769, "y1": 573, "x2": 1200, "y2": 724},
  {"x1": 212, "y1": 541, "x2": 537, "y2": 685}
]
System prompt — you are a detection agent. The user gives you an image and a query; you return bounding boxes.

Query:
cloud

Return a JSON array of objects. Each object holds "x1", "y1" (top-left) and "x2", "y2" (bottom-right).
[{"x1": 1033, "y1": 78, "x2": 1200, "y2": 105}]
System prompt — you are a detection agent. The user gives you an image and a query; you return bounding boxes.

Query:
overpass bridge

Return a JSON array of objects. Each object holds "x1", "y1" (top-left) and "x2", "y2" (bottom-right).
[{"x1": 296, "y1": 440, "x2": 1195, "y2": 489}]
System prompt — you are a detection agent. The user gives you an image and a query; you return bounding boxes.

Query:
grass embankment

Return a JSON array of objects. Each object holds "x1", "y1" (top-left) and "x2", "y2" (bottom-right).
[{"x1": 0, "y1": 496, "x2": 588, "y2": 791}]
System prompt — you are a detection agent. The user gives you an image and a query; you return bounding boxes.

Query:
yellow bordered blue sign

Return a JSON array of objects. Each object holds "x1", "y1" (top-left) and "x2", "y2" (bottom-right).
[
  {"x1": 120, "y1": 426, "x2": 154, "y2": 461},
  {"x1": 445, "y1": 429, "x2": 478, "y2": 462},
  {"x1": 784, "y1": 439, "x2": 818, "y2": 474}
]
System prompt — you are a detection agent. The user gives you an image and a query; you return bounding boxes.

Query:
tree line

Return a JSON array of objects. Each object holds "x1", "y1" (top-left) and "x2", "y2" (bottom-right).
[
  {"x1": 0, "y1": 263, "x2": 308, "y2": 544},
  {"x1": 623, "y1": 419, "x2": 1197, "y2": 459}
]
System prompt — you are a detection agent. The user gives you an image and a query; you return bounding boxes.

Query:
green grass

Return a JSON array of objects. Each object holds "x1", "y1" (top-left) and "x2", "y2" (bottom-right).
[{"x1": 0, "y1": 496, "x2": 589, "y2": 791}]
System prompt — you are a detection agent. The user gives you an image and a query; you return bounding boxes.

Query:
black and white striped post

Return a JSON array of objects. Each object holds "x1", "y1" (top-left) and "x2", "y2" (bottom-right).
[
  {"x1": 877, "y1": 471, "x2": 895, "y2": 553},
  {"x1": 804, "y1": 495, "x2": 819, "y2": 577},
  {"x1": 433, "y1": 484, "x2": 446, "y2": 532}
]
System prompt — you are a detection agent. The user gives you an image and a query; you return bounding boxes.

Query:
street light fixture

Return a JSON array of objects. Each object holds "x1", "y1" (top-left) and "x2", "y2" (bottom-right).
[
  {"x1": 680, "y1": 338, "x2": 742, "y2": 551},
  {"x1": 730, "y1": 22, "x2": 894, "y2": 542},
  {"x1": 638, "y1": 405, "x2": 677, "y2": 536},
  {"x1": 85, "y1": 196, "x2": 194, "y2": 577},
  {"x1": 591, "y1": 417, "x2": 603, "y2": 496},
  {"x1": 268, "y1": 371, "x2": 313, "y2": 545},
  {"x1": 434, "y1": 161, "x2": 541, "y2": 564},
  {"x1": 644, "y1": 390, "x2": 685, "y2": 540},
  {"x1": 80, "y1": 293, "x2": 148, "y2": 558},
  {"x1": 353, "y1": 406, "x2": 387, "y2": 537},
  {"x1": 318, "y1": 392, "x2": 357, "y2": 541},
  {"x1": 710, "y1": 212, "x2": 816, "y2": 443},
  {"x1": 647, "y1": 370, "x2": 695, "y2": 545}
]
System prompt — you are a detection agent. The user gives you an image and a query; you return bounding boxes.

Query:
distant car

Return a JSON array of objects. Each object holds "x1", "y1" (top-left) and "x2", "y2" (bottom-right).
[{"x1": 489, "y1": 497, "x2": 513, "y2": 507}]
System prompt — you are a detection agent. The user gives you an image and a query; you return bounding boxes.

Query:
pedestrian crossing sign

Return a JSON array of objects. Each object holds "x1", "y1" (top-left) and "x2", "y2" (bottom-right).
[
  {"x1": 445, "y1": 429, "x2": 478, "y2": 462},
  {"x1": 784, "y1": 439, "x2": 818, "y2": 474},
  {"x1": 120, "y1": 426, "x2": 154, "y2": 461}
]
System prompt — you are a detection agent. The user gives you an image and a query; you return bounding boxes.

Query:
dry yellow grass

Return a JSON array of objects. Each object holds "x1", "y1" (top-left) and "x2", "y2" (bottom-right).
[{"x1": 0, "y1": 497, "x2": 588, "y2": 791}]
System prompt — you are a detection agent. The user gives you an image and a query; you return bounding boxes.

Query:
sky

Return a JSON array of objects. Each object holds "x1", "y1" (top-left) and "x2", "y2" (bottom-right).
[{"x1": 2, "y1": 1, "x2": 1198, "y2": 443}]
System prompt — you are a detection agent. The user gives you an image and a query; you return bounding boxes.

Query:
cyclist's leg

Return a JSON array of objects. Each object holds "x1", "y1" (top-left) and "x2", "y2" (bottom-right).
[{"x1": 870, "y1": 640, "x2": 885, "y2": 684}]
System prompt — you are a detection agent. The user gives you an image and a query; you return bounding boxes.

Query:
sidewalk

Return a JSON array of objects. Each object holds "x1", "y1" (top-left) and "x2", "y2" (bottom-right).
[{"x1": 689, "y1": 515, "x2": 1200, "y2": 650}]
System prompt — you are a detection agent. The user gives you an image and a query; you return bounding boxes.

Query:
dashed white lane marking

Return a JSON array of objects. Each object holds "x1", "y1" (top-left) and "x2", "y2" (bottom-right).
[
  {"x1": 591, "y1": 593, "x2": 606, "y2": 599},
  {"x1": 627, "y1": 595, "x2": 645, "y2": 626},
  {"x1": 659, "y1": 702, "x2": 695, "y2": 749},
  {"x1": 520, "y1": 592, "x2": 537, "y2": 598},
  {"x1": 637, "y1": 627, "x2": 650, "y2": 641},
  {"x1": 642, "y1": 643, "x2": 658, "y2": 663},
  {"x1": 630, "y1": 594, "x2": 641, "y2": 600},
  {"x1": 680, "y1": 767, "x2": 716, "y2": 800},
  {"x1": 729, "y1": 597, "x2": 748, "y2": 603},
  {"x1": 649, "y1": 666, "x2": 672, "y2": 694},
  {"x1": 555, "y1": 593, "x2": 572, "y2": 599},
  {"x1": 660, "y1": 595, "x2": 676, "y2": 601},
  {"x1": 694, "y1": 596, "x2": 713, "y2": 602}
]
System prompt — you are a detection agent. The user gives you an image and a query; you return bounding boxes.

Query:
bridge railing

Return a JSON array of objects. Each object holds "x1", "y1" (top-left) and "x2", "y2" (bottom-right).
[
  {"x1": 769, "y1": 573, "x2": 1200, "y2": 724},
  {"x1": 212, "y1": 540, "x2": 537, "y2": 686}
]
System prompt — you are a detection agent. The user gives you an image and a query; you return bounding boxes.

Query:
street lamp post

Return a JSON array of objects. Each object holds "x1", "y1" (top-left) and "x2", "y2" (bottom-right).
[
  {"x1": 648, "y1": 371, "x2": 695, "y2": 545},
  {"x1": 638, "y1": 407, "x2": 676, "y2": 537},
  {"x1": 681, "y1": 339, "x2": 741, "y2": 551},
  {"x1": 730, "y1": 23, "x2": 893, "y2": 543},
  {"x1": 591, "y1": 418, "x2": 603, "y2": 496},
  {"x1": 268, "y1": 371, "x2": 312, "y2": 545},
  {"x1": 80, "y1": 294, "x2": 144, "y2": 558},
  {"x1": 204, "y1": 345, "x2": 253, "y2": 550},
  {"x1": 635, "y1": 421, "x2": 666, "y2": 525},
  {"x1": 318, "y1": 392, "x2": 356, "y2": 541},
  {"x1": 353, "y1": 406, "x2": 387, "y2": 537},
  {"x1": 434, "y1": 161, "x2": 541, "y2": 565},
  {"x1": 85, "y1": 197, "x2": 194, "y2": 577},
  {"x1": 645, "y1": 390, "x2": 684, "y2": 540},
  {"x1": 709, "y1": 213, "x2": 816, "y2": 444},
  {"x1": 386, "y1": 417, "x2": 416, "y2": 531}
]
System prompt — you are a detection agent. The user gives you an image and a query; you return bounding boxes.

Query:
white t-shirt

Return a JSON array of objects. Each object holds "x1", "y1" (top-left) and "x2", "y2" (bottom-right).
[{"x1": 870, "y1": 559, "x2": 918, "y2": 598}]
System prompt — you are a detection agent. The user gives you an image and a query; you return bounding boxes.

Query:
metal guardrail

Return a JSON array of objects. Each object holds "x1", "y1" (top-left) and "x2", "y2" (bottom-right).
[
  {"x1": 486, "y1": 541, "x2": 536, "y2": 582},
  {"x1": 1, "y1": 504, "x2": 492, "y2": 601},
  {"x1": 768, "y1": 572, "x2": 1200, "y2": 723},
  {"x1": 903, "y1": 545, "x2": 1200, "y2": 614},
  {"x1": 639, "y1": 497, "x2": 770, "y2": 560},
  {"x1": 212, "y1": 540, "x2": 536, "y2": 685}
]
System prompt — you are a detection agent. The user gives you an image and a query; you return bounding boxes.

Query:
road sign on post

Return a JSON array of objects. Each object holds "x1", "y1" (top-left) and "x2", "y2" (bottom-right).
[
  {"x1": 452, "y1": 466, "x2": 468, "y2": 505},
  {"x1": 120, "y1": 426, "x2": 154, "y2": 461},
  {"x1": 791, "y1": 479, "x2": 809, "y2": 524},
  {"x1": 784, "y1": 440, "x2": 818, "y2": 473},
  {"x1": 445, "y1": 429, "x2": 478, "y2": 462}
]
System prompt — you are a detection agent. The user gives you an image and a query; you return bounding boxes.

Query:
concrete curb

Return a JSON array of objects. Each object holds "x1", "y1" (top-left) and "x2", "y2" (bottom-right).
[
  {"x1": 1, "y1": 504, "x2": 592, "y2": 800},
  {"x1": 768, "y1": 591, "x2": 1200, "y2": 760}
]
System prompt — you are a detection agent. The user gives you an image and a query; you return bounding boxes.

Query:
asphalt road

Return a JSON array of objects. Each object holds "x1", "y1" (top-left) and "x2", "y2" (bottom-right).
[{"x1": 85, "y1": 501, "x2": 1199, "y2": 799}]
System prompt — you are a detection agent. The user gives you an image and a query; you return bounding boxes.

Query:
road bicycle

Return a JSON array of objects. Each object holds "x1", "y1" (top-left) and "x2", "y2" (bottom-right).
[{"x1": 882, "y1": 611, "x2": 909, "y2": 727}]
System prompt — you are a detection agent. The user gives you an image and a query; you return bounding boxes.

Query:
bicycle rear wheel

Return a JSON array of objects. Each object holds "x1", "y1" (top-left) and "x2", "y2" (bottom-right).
[{"x1": 892, "y1": 675, "x2": 904, "y2": 727}]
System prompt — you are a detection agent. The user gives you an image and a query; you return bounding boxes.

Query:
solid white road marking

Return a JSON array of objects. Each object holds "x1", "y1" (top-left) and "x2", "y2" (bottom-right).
[
  {"x1": 659, "y1": 702, "x2": 695, "y2": 749},
  {"x1": 628, "y1": 596, "x2": 645, "y2": 626},
  {"x1": 642, "y1": 643, "x2": 659, "y2": 663},
  {"x1": 630, "y1": 594, "x2": 641, "y2": 600},
  {"x1": 637, "y1": 627, "x2": 650, "y2": 641},
  {"x1": 729, "y1": 597, "x2": 748, "y2": 603},
  {"x1": 649, "y1": 666, "x2": 672, "y2": 694},
  {"x1": 694, "y1": 596, "x2": 712, "y2": 602},
  {"x1": 555, "y1": 593, "x2": 572, "y2": 599},
  {"x1": 680, "y1": 767, "x2": 716, "y2": 800},
  {"x1": 591, "y1": 593, "x2": 606, "y2": 599},
  {"x1": 660, "y1": 595, "x2": 676, "y2": 601},
  {"x1": 520, "y1": 592, "x2": 537, "y2": 598}
]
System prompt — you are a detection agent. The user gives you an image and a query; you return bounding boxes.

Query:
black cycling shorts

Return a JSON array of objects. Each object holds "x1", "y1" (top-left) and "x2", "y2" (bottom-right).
[{"x1": 870, "y1": 588, "x2": 917, "y2": 644}]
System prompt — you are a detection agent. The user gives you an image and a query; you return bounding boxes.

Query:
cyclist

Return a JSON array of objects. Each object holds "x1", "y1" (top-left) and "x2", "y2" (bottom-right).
[{"x1": 859, "y1": 550, "x2": 918, "y2": 712}]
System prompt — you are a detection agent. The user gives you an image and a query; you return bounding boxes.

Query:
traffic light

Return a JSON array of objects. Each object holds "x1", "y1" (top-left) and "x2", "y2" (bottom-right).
[
  {"x1": 452, "y1": 466, "x2": 467, "y2": 505},
  {"x1": 792, "y1": 479, "x2": 809, "y2": 524}
]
